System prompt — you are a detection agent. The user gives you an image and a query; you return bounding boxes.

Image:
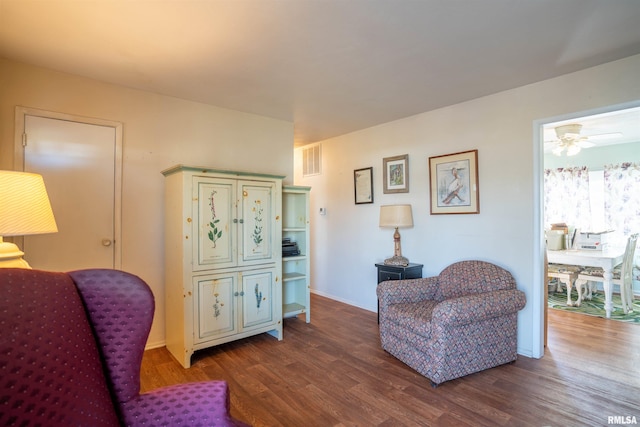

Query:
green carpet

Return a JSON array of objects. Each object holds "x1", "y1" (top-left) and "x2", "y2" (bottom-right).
[{"x1": 548, "y1": 287, "x2": 640, "y2": 323}]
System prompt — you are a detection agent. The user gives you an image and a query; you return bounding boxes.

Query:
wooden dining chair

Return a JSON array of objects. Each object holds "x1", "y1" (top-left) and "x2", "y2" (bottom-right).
[{"x1": 574, "y1": 233, "x2": 638, "y2": 313}]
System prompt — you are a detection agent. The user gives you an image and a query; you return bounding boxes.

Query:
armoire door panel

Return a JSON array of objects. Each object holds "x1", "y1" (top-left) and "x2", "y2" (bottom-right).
[
  {"x1": 195, "y1": 274, "x2": 237, "y2": 341},
  {"x1": 239, "y1": 182, "x2": 275, "y2": 265},
  {"x1": 241, "y1": 269, "x2": 274, "y2": 329},
  {"x1": 195, "y1": 177, "x2": 236, "y2": 270}
]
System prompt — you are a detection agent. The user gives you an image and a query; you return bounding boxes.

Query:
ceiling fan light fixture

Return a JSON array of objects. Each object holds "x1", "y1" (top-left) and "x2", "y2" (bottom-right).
[
  {"x1": 566, "y1": 144, "x2": 581, "y2": 156},
  {"x1": 552, "y1": 145, "x2": 565, "y2": 156},
  {"x1": 555, "y1": 123, "x2": 583, "y2": 140}
]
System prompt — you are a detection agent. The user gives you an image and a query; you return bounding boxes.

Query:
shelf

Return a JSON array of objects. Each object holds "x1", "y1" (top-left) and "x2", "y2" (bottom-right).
[
  {"x1": 283, "y1": 272, "x2": 306, "y2": 282},
  {"x1": 282, "y1": 186, "x2": 310, "y2": 324},
  {"x1": 283, "y1": 302, "x2": 306, "y2": 318}
]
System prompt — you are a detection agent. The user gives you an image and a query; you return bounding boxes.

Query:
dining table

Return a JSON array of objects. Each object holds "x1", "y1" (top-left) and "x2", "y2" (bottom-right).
[{"x1": 547, "y1": 247, "x2": 625, "y2": 318}]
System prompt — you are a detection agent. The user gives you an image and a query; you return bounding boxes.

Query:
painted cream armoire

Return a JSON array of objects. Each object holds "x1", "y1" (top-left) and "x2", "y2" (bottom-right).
[{"x1": 162, "y1": 165, "x2": 283, "y2": 368}]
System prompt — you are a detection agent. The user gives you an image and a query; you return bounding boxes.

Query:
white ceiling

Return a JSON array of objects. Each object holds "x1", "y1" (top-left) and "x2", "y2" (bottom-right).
[{"x1": 1, "y1": 0, "x2": 640, "y2": 146}]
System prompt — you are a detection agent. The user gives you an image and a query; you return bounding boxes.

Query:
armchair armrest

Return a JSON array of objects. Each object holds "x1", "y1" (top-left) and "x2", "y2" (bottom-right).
[
  {"x1": 432, "y1": 289, "x2": 526, "y2": 327},
  {"x1": 377, "y1": 276, "x2": 439, "y2": 309},
  {"x1": 121, "y1": 381, "x2": 248, "y2": 427}
]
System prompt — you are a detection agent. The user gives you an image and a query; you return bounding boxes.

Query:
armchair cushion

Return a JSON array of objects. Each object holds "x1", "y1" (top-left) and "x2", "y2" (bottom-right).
[{"x1": 386, "y1": 300, "x2": 438, "y2": 338}]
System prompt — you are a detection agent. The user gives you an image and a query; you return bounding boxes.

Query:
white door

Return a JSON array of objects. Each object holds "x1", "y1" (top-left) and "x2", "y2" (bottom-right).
[{"x1": 16, "y1": 108, "x2": 122, "y2": 271}]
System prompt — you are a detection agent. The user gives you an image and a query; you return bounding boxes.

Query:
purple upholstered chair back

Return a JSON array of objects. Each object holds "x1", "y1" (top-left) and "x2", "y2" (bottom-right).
[
  {"x1": 436, "y1": 260, "x2": 517, "y2": 300},
  {"x1": 69, "y1": 268, "x2": 154, "y2": 405},
  {"x1": 3, "y1": 268, "x2": 245, "y2": 426},
  {"x1": 0, "y1": 269, "x2": 120, "y2": 426},
  {"x1": 69, "y1": 270, "x2": 249, "y2": 426}
]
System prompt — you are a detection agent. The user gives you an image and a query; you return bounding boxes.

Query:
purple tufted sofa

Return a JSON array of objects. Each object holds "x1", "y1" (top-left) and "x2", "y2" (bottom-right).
[
  {"x1": 377, "y1": 260, "x2": 526, "y2": 386},
  {"x1": 0, "y1": 268, "x2": 248, "y2": 426}
]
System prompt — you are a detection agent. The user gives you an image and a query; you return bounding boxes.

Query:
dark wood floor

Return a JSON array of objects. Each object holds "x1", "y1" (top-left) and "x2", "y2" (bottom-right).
[{"x1": 141, "y1": 294, "x2": 640, "y2": 427}]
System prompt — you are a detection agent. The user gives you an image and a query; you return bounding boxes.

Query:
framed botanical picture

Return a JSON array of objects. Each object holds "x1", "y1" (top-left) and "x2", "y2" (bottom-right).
[
  {"x1": 428, "y1": 149, "x2": 479, "y2": 214},
  {"x1": 383, "y1": 154, "x2": 409, "y2": 194},
  {"x1": 354, "y1": 167, "x2": 373, "y2": 204}
]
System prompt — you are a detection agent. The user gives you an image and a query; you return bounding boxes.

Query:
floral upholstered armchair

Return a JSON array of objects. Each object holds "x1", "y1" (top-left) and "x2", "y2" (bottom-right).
[{"x1": 377, "y1": 260, "x2": 526, "y2": 386}]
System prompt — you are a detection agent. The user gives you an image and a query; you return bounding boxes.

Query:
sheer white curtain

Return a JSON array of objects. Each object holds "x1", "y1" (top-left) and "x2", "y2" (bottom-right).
[
  {"x1": 605, "y1": 162, "x2": 640, "y2": 286},
  {"x1": 604, "y1": 162, "x2": 640, "y2": 237},
  {"x1": 544, "y1": 166, "x2": 591, "y2": 230}
]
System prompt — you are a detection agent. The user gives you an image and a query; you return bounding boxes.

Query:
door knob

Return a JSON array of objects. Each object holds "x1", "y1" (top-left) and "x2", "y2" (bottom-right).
[{"x1": 102, "y1": 239, "x2": 113, "y2": 247}]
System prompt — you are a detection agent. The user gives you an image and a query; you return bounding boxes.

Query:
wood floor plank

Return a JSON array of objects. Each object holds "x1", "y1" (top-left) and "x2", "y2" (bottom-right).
[{"x1": 140, "y1": 294, "x2": 640, "y2": 426}]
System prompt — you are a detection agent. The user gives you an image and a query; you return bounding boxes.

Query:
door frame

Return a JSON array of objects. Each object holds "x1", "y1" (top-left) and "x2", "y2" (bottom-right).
[
  {"x1": 13, "y1": 106, "x2": 124, "y2": 269},
  {"x1": 532, "y1": 99, "x2": 640, "y2": 358}
]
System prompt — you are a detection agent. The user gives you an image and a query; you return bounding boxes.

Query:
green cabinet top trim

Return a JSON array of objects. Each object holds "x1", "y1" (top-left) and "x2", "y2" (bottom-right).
[
  {"x1": 283, "y1": 185, "x2": 311, "y2": 191},
  {"x1": 161, "y1": 164, "x2": 286, "y2": 180}
]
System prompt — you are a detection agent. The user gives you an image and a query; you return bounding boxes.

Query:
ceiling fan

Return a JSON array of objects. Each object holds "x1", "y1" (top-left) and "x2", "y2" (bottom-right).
[{"x1": 544, "y1": 123, "x2": 621, "y2": 156}]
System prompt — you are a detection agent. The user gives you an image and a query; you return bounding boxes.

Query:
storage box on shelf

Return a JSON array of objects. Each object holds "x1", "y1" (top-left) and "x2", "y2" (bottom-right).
[{"x1": 282, "y1": 186, "x2": 311, "y2": 323}]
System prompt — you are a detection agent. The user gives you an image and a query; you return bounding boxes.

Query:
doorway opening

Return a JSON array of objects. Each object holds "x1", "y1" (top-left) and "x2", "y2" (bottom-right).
[{"x1": 534, "y1": 100, "x2": 640, "y2": 355}]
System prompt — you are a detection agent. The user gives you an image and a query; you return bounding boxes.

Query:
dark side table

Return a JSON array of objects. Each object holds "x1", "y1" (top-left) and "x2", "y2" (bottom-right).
[
  {"x1": 376, "y1": 263, "x2": 423, "y2": 283},
  {"x1": 375, "y1": 262, "x2": 423, "y2": 322}
]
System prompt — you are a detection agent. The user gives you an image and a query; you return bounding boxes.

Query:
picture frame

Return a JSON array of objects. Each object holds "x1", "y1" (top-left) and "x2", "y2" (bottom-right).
[
  {"x1": 354, "y1": 167, "x2": 373, "y2": 204},
  {"x1": 428, "y1": 149, "x2": 479, "y2": 214},
  {"x1": 383, "y1": 154, "x2": 409, "y2": 194}
]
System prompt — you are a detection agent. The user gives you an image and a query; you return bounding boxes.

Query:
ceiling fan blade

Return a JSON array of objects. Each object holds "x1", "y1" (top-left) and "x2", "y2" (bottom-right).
[
  {"x1": 578, "y1": 140, "x2": 595, "y2": 148},
  {"x1": 585, "y1": 132, "x2": 622, "y2": 140}
]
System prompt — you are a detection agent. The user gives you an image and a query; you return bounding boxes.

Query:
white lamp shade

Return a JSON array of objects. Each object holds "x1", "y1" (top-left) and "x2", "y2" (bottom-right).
[
  {"x1": 0, "y1": 171, "x2": 58, "y2": 236},
  {"x1": 379, "y1": 204, "x2": 413, "y2": 228}
]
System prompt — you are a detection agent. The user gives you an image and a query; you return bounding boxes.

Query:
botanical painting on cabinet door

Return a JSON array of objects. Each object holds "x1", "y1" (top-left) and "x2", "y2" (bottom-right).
[
  {"x1": 198, "y1": 180, "x2": 235, "y2": 267},
  {"x1": 241, "y1": 183, "x2": 275, "y2": 262}
]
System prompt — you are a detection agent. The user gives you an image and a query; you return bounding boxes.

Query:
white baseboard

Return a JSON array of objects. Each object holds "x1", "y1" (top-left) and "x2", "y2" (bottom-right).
[
  {"x1": 310, "y1": 289, "x2": 376, "y2": 313},
  {"x1": 145, "y1": 340, "x2": 166, "y2": 351}
]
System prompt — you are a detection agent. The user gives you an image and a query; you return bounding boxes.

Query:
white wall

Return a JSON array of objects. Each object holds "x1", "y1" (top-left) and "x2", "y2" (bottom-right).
[
  {"x1": 544, "y1": 141, "x2": 640, "y2": 170},
  {"x1": 295, "y1": 54, "x2": 640, "y2": 359},
  {"x1": 0, "y1": 59, "x2": 294, "y2": 348}
]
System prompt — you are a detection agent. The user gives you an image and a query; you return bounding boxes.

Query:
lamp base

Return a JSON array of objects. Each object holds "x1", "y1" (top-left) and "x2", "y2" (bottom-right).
[
  {"x1": 383, "y1": 255, "x2": 409, "y2": 267},
  {"x1": 0, "y1": 241, "x2": 32, "y2": 269}
]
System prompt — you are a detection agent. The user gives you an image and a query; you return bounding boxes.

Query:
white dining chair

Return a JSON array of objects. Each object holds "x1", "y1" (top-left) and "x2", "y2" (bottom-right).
[
  {"x1": 547, "y1": 263, "x2": 582, "y2": 306},
  {"x1": 574, "y1": 233, "x2": 638, "y2": 313}
]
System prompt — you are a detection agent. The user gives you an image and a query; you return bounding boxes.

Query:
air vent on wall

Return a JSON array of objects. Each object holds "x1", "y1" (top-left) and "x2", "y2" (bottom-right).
[{"x1": 302, "y1": 144, "x2": 322, "y2": 177}]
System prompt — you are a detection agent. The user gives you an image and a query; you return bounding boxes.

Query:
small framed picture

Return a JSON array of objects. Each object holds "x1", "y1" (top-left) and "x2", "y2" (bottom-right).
[
  {"x1": 383, "y1": 154, "x2": 409, "y2": 194},
  {"x1": 428, "y1": 149, "x2": 479, "y2": 214},
  {"x1": 354, "y1": 167, "x2": 373, "y2": 204}
]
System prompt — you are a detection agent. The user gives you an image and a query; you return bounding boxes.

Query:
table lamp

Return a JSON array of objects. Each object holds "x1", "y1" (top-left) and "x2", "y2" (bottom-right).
[
  {"x1": 0, "y1": 171, "x2": 58, "y2": 269},
  {"x1": 379, "y1": 204, "x2": 413, "y2": 266}
]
